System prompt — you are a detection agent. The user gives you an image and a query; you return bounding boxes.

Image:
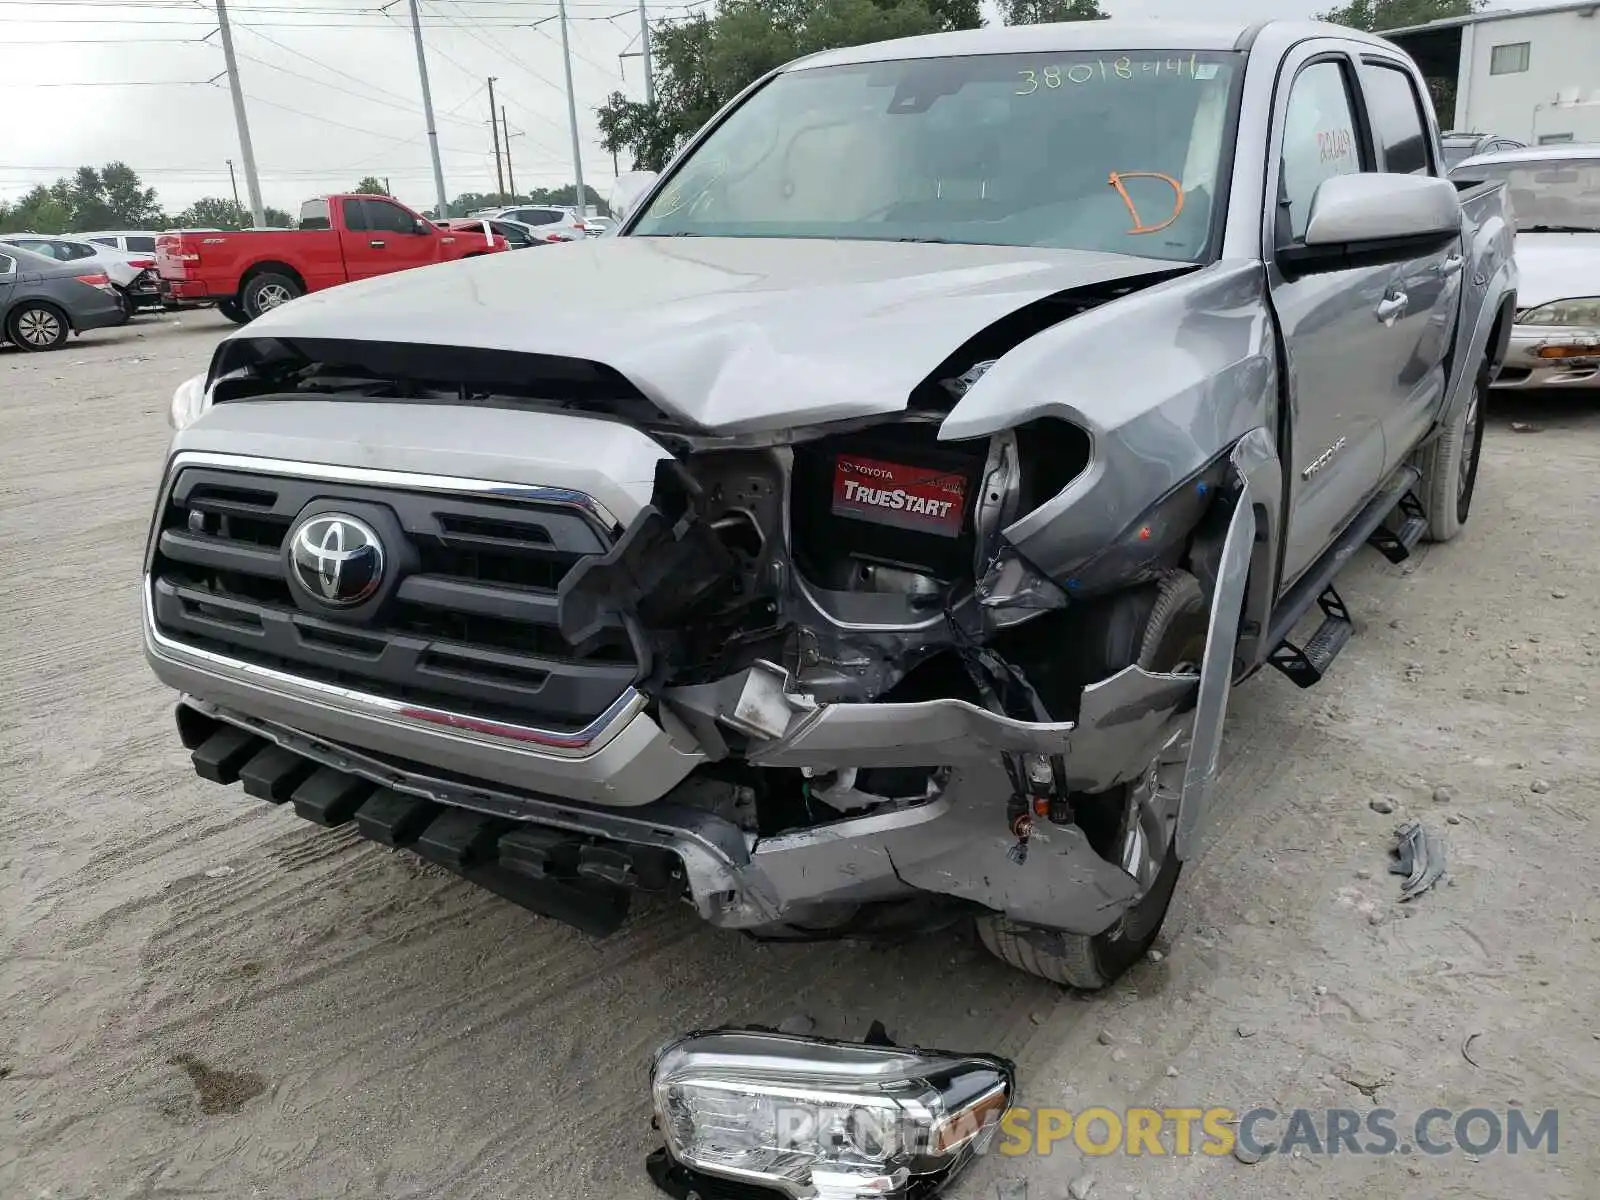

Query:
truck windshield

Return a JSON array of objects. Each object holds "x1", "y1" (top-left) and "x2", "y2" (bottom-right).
[
  {"x1": 630, "y1": 50, "x2": 1241, "y2": 263},
  {"x1": 1451, "y1": 158, "x2": 1600, "y2": 232}
]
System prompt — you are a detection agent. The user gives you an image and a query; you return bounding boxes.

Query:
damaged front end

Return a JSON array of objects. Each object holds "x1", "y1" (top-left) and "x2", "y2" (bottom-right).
[{"x1": 542, "y1": 385, "x2": 1244, "y2": 939}]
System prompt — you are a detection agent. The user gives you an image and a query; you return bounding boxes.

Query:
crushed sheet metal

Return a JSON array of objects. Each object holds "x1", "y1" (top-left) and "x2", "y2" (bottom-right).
[{"x1": 1390, "y1": 819, "x2": 1447, "y2": 901}]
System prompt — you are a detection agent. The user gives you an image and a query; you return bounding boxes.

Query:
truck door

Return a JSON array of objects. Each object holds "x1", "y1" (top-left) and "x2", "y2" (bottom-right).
[
  {"x1": 1358, "y1": 56, "x2": 1464, "y2": 473},
  {"x1": 339, "y1": 197, "x2": 441, "y2": 281},
  {"x1": 1267, "y1": 50, "x2": 1402, "y2": 589}
]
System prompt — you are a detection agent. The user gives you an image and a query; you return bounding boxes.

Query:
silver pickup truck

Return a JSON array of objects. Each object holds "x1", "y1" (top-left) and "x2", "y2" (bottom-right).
[{"x1": 146, "y1": 19, "x2": 1515, "y2": 990}]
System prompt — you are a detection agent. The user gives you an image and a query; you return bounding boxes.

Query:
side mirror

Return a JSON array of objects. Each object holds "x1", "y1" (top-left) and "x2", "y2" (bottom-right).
[
  {"x1": 413, "y1": 219, "x2": 431, "y2": 236},
  {"x1": 1278, "y1": 174, "x2": 1462, "y2": 275},
  {"x1": 611, "y1": 170, "x2": 660, "y2": 223}
]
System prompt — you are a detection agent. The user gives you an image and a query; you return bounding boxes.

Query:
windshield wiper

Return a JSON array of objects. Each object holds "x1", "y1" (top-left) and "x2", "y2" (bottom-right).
[
  {"x1": 895, "y1": 235, "x2": 954, "y2": 244},
  {"x1": 1523, "y1": 224, "x2": 1598, "y2": 234}
]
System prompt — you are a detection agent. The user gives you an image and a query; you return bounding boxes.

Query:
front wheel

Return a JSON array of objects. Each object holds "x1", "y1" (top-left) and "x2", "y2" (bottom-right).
[{"x1": 976, "y1": 571, "x2": 1206, "y2": 989}]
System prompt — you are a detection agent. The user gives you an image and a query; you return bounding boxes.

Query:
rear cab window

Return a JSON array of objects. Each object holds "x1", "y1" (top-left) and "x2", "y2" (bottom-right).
[
  {"x1": 300, "y1": 199, "x2": 333, "y2": 230},
  {"x1": 1361, "y1": 61, "x2": 1434, "y2": 175},
  {"x1": 125, "y1": 236, "x2": 157, "y2": 253}
]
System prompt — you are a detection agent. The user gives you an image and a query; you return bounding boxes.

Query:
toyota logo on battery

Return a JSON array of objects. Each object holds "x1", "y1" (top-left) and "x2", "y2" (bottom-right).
[{"x1": 287, "y1": 513, "x2": 384, "y2": 607}]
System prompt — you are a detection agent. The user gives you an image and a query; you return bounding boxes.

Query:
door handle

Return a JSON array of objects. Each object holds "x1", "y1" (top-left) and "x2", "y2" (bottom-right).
[
  {"x1": 368, "y1": 239, "x2": 386, "y2": 248},
  {"x1": 1437, "y1": 253, "x2": 1464, "y2": 277},
  {"x1": 1375, "y1": 290, "x2": 1409, "y2": 324}
]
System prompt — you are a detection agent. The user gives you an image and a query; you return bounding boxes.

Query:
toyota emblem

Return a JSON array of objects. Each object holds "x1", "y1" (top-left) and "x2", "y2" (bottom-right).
[{"x1": 287, "y1": 513, "x2": 385, "y2": 607}]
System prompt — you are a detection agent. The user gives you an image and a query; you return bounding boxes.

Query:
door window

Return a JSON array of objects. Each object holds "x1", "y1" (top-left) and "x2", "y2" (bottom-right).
[
  {"x1": 1362, "y1": 63, "x2": 1433, "y2": 175},
  {"x1": 492, "y1": 222, "x2": 530, "y2": 246},
  {"x1": 1279, "y1": 59, "x2": 1365, "y2": 242},
  {"x1": 340, "y1": 199, "x2": 369, "y2": 231},
  {"x1": 365, "y1": 199, "x2": 420, "y2": 234},
  {"x1": 89, "y1": 237, "x2": 116, "y2": 247},
  {"x1": 12, "y1": 239, "x2": 59, "y2": 258},
  {"x1": 63, "y1": 242, "x2": 100, "y2": 260},
  {"x1": 511, "y1": 208, "x2": 557, "y2": 226},
  {"x1": 0, "y1": 253, "x2": 13, "y2": 274}
]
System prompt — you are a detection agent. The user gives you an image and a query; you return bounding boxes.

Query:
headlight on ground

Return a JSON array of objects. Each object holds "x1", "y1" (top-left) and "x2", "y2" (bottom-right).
[
  {"x1": 1520, "y1": 297, "x2": 1600, "y2": 327},
  {"x1": 649, "y1": 1029, "x2": 1013, "y2": 1199},
  {"x1": 169, "y1": 373, "x2": 210, "y2": 431}
]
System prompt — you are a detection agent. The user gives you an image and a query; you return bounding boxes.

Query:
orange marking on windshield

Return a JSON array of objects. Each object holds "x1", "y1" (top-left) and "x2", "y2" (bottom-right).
[{"x1": 1108, "y1": 171, "x2": 1184, "y2": 235}]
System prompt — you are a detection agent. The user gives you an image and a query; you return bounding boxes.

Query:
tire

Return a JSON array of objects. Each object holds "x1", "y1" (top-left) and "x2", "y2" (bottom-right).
[
  {"x1": 240, "y1": 272, "x2": 302, "y2": 320},
  {"x1": 1417, "y1": 373, "x2": 1486, "y2": 543},
  {"x1": 110, "y1": 287, "x2": 132, "y2": 326},
  {"x1": 977, "y1": 571, "x2": 1207, "y2": 989},
  {"x1": 6, "y1": 301, "x2": 71, "y2": 352},
  {"x1": 217, "y1": 299, "x2": 250, "y2": 325}
]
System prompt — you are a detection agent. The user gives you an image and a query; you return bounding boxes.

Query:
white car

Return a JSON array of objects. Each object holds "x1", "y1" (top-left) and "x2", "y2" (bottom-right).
[
  {"x1": 1451, "y1": 144, "x2": 1600, "y2": 390},
  {"x1": 0, "y1": 234, "x2": 161, "y2": 314},
  {"x1": 470, "y1": 205, "x2": 586, "y2": 242},
  {"x1": 76, "y1": 230, "x2": 165, "y2": 255}
]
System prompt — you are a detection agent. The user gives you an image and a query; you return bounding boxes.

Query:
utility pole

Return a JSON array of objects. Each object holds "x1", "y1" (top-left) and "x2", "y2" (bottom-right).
[
  {"x1": 214, "y1": 0, "x2": 264, "y2": 227},
  {"x1": 406, "y1": 0, "x2": 450, "y2": 219},
  {"x1": 487, "y1": 76, "x2": 505, "y2": 204},
  {"x1": 556, "y1": 0, "x2": 586, "y2": 218},
  {"x1": 638, "y1": 0, "x2": 654, "y2": 105},
  {"x1": 502, "y1": 106, "x2": 520, "y2": 199},
  {"x1": 226, "y1": 158, "x2": 240, "y2": 209},
  {"x1": 383, "y1": 176, "x2": 391, "y2": 195}
]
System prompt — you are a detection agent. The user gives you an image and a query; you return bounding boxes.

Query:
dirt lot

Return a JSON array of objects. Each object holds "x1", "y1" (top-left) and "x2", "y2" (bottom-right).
[{"x1": 2, "y1": 315, "x2": 1597, "y2": 1200}]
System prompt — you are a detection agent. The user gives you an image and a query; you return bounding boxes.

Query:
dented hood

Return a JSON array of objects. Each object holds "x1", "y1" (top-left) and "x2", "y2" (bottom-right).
[{"x1": 235, "y1": 236, "x2": 1177, "y2": 434}]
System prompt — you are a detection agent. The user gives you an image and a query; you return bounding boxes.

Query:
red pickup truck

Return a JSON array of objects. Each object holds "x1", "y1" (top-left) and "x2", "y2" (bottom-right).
[{"x1": 157, "y1": 193, "x2": 506, "y2": 324}]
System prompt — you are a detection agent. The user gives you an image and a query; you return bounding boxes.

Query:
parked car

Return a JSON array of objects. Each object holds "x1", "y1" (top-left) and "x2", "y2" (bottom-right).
[
  {"x1": 0, "y1": 241, "x2": 128, "y2": 351},
  {"x1": 438, "y1": 217, "x2": 544, "y2": 249},
  {"x1": 148, "y1": 20, "x2": 1513, "y2": 1023},
  {"x1": 1450, "y1": 143, "x2": 1600, "y2": 389},
  {"x1": 1, "y1": 234, "x2": 162, "y2": 315},
  {"x1": 155, "y1": 194, "x2": 509, "y2": 324},
  {"x1": 584, "y1": 216, "x2": 612, "y2": 237},
  {"x1": 1440, "y1": 131, "x2": 1525, "y2": 172},
  {"x1": 470, "y1": 204, "x2": 586, "y2": 242},
  {"x1": 77, "y1": 230, "x2": 164, "y2": 255}
]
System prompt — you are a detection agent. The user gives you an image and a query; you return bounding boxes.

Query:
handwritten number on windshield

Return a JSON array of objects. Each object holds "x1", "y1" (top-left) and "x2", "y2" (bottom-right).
[{"x1": 1016, "y1": 55, "x2": 1200, "y2": 93}]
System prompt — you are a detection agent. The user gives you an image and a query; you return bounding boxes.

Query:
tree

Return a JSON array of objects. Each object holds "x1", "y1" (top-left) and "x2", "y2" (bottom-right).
[
  {"x1": 175, "y1": 196, "x2": 250, "y2": 230},
  {"x1": 1315, "y1": 0, "x2": 1482, "y2": 30},
  {"x1": 1316, "y1": 0, "x2": 1484, "y2": 121},
  {"x1": 0, "y1": 186, "x2": 73, "y2": 234},
  {"x1": 598, "y1": 0, "x2": 986, "y2": 172},
  {"x1": 999, "y1": 0, "x2": 1107, "y2": 22},
  {"x1": 353, "y1": 176, "x2": 390, "y2": 195},
  {"x1": 448, "y1": 184, "x2": 610, "y2": 216}
]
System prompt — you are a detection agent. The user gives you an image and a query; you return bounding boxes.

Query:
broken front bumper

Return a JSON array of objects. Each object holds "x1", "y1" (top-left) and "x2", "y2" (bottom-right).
[{"x1": 176, "y1": 651, "x2": 1198, "y2": 935}]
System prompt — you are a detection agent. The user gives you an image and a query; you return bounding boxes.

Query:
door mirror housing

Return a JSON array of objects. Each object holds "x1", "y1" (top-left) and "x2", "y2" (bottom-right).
[
  {"x1": 1278, "y1": 173, "x2": 1462, "y2": 276},
  {"x1": 412, "y1": 219, "x2": 432, "y2": 236},
  {"x1": 611, "y1": 170, "x2": 660, "y2": 223}
]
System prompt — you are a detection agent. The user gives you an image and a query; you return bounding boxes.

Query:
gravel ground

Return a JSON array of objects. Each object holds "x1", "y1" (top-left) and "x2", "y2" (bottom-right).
[{"x1": 2, "y1": 315, "x2": 1597, "y2": 1200}]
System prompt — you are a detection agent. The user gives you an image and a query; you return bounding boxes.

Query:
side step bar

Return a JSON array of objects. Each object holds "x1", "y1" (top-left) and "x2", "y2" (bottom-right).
[
  {"x1": 1266, "y1": 465, "x2": 1419, "y2": 689},
  {"x1": 1366, "y1": 491, "x2": 1428, "y2": 564}
]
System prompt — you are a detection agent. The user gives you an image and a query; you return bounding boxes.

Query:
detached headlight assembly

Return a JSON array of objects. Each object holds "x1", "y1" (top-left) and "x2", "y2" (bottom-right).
[
  {"x1": 649, "y1": 1029, "x2": 1014, "y2": 1200},
  {"x1": 169, "y1": 372, "x2": 212, "y2": 431},
  {"x1": 1520, "y1": 297, "x2": 1600, "y2": 327}
]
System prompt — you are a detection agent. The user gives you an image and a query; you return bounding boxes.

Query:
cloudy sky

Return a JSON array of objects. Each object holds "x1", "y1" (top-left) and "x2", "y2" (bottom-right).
[{"x1": 2, "y1": 0, "x2": 1364, "y2": 216}]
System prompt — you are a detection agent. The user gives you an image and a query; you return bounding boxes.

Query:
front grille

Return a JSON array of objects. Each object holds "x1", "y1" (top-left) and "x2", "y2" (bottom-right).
[{"x1": 149, "y1": 466, "x2": 641, "y2": 731}]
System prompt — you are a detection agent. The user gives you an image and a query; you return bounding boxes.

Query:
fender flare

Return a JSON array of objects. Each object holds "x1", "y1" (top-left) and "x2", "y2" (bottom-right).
[
  {"x1": 1176, "y1": 427, "x2": 1277, "y2": 860},
  {"x1": 1438, "y1": 258, "x2": 1516, "y2": 433}
]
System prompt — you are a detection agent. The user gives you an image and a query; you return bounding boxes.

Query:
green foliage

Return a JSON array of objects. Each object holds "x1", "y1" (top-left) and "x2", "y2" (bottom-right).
[
  {"x1": 0, "y1": 162, "x2": 166, "y2": 234},
  {"x1": 168, "y1": 198, "x2": 294, "y2": 229},
  {"x1": 353, "y1": 176, "x2": 390, "y2": 196},
  {"x1": 999, "y1": 0, "x2": 1107, "y2": 23},
  {"x1": 1314, "y1": 0, "x2": 1483, "y2": 32},
  {"x1": 597, "y1": 0, "x2": 986, "y2": 172},
  {"x1": 447, "y1": 184, "x2": 610, "y2": 216}
]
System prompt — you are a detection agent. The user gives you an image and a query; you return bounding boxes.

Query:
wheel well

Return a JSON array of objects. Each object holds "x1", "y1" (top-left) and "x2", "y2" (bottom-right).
[
  {"x1": 1485, "y1": 292, "x2": 1516, "y2": 376},
  {"x1": 4, "y1": 297, "x2": 72, "y2": 335},
  {"x1": 240, "y1": 261, "x2": 306, "y2": 294}
]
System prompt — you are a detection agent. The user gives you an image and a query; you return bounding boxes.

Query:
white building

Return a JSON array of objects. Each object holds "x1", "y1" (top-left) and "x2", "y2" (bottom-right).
[{"x1": 1385, "y1": 2, "x2": 1600, "y2": 144}]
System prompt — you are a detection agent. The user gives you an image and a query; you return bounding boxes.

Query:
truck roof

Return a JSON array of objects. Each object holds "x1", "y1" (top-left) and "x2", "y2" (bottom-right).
[
  {"x1": 1456, "y1": 143, "x2": 1600, "y2": 169},
  {"x1": 793, "y1": 19, "x2": 1395, "y2": 71}
]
